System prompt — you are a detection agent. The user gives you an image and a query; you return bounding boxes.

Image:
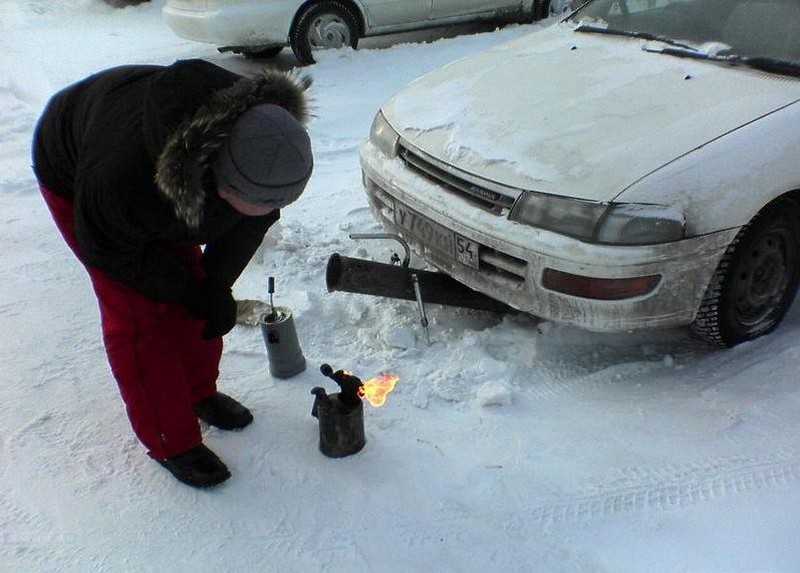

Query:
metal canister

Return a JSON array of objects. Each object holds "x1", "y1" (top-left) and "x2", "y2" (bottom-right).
[
  {"x1": 260, "y1": 307, "x2": 306, "y2": 379},
  {"x1": 310, "y1": 388, "x2": 366, "y2": 458}
]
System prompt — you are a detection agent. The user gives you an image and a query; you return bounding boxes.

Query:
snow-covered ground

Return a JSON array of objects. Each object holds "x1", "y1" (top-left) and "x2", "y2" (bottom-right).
[{"x1": 2, "y1": 2, "x2": 799, "y2": 571}]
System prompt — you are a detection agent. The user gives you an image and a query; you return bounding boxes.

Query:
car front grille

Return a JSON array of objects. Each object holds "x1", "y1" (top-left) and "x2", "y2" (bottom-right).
[
  {"x1": 479, "y1": 247, "x2": 528, "y2": 286},
  {"x1": 398, "y1": 146, "x2": 517, "y2": 215},
  {"x1": 365, "y1": 176, "x2": 529, "y2": 289}
]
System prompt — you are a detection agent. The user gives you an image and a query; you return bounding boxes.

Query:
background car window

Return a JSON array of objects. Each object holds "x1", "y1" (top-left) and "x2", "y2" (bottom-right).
[{"x1": 608, "y1": 0, "x2": 680, "y2": 16}]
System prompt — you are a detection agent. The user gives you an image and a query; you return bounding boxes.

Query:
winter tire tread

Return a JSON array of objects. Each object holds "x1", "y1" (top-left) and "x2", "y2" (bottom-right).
[{"x1": 691, "y1": 198, "x2": 800, "y2": 347}]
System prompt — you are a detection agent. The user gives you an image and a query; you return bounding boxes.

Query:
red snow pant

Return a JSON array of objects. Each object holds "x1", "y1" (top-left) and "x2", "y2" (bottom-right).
[{"x1": 40, "y1": 185, "x2": 222, "y2": 460}]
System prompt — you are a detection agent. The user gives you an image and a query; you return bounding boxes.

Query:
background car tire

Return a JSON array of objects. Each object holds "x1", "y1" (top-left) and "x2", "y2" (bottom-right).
[
  {"x1": 243, "y1": 46, "x2": 284, "y2": 60},
  {"x1": 691, "y1": 198, "x2": 800, "y2": 347},
  {"x1": 290, "y1": 1, "x2": 360, "y2": 65}
]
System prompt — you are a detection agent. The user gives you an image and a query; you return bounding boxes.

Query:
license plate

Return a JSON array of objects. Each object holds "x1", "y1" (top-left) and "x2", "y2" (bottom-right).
[{"x1": 393, "y1": 203, "x2": 479, "y2": 269}]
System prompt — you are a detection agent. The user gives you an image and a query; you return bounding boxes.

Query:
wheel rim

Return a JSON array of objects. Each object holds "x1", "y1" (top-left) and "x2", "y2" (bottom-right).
[
  {"x1": 732, "y1": 228, "x2": 795, "y2": 329},
  {"x1": 307, "y1": 13, "x2": 351, "y2": 50}
]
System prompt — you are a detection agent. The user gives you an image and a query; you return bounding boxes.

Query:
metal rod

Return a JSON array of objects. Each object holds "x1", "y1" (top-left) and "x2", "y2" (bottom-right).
[
  {"x1": 268, "y1": 276, "x2": 275, "y2": 317},
  {"x1": 411, "y1": 273, "x2": 431, "y2": 345},
  {"x1": 349, "y1": 233, "x2": 411, "y2": 268}
]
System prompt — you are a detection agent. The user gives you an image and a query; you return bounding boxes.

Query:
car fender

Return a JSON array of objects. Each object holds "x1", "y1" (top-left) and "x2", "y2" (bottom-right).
[
  {"x1": 615, "y1": 99, "x2": 800, "y2": 237},
  {"x1": 350, "y1": 0, "x2": 369, "y2": 31}
]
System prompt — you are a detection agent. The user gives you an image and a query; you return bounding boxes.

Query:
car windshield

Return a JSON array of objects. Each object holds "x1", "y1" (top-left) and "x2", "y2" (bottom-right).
[{"x1": 567, "y1": 0, "x2": 800, "y2": 68}]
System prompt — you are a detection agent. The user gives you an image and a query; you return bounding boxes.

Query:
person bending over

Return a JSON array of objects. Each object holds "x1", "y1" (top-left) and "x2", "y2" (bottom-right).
[{"x1": 32, "y1": 59, "x2": 313, "y2": 487}]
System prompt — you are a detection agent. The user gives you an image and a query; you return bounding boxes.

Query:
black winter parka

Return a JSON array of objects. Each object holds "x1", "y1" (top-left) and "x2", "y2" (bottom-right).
[{"x1": 33, "y1": 59, "x2": 309, "y2": 304}]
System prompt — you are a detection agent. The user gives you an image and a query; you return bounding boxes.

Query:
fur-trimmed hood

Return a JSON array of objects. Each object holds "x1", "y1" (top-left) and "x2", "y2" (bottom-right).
[{"x1": 154, "y1": 69, "x2": 312, "y2": 228}]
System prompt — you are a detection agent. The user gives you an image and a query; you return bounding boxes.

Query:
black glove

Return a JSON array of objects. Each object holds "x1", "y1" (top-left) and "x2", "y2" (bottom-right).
[{"x1": 185, "y1": 281, "x2": 238, "y2": 340}]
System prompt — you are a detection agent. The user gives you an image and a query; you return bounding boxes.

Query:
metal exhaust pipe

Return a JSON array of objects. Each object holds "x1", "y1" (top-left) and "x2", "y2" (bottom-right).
[{"x1": 326, "y1": 253, "x2": 512, "y2": 314}]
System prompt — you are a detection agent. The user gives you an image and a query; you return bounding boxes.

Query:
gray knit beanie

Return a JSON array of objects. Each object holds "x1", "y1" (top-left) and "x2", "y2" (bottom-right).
[{"x1": 213, "y1": 103, "x2": 313, "y2": 208}]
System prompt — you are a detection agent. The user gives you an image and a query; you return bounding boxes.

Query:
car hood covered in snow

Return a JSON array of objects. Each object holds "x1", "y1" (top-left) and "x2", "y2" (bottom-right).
[{"x1": 382, "y1": 24, "x2": 800, "y2": 202}]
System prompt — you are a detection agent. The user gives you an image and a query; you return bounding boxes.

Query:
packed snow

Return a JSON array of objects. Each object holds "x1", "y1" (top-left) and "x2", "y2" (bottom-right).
[{"x1": 1, "y1": 2, "x2": 799, "y2": 572}]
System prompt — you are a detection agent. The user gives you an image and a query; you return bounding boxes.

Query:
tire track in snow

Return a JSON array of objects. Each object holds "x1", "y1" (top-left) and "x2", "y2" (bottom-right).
[
  {"x1": 389, "y1": 453, "x2": 800, "y2": 545},
  {"x1": 519, "y1": 359, "x2": 670, "y2": 402},
  {"x1": 526, "y1": 453, "x2": 800, "y2": 528}
]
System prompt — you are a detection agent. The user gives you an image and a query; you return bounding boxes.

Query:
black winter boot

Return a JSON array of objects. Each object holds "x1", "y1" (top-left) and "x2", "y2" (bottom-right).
[
  {"x1": 157, "y1": 444, "x2": 231, "y2": 488},
  {"x1": 193, "y1": 392, "x2": 253, "y2": 430}
]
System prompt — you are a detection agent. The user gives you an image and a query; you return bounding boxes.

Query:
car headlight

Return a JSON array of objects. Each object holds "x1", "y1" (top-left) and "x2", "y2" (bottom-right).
[
  {"x1": 509, "y1": 192, "x2": 685, "y2": 245},
  {"x1": 370, "y1": 111, "x2": 400, "y2": 158},
  {"x1": 595, "y1": 203, "x2": 686, "y2": 245}
]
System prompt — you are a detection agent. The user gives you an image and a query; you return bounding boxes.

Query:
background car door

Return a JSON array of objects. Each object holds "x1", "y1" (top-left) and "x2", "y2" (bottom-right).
[
  {"x1": 365, "y1": 0, "x2": 433, "y2": 28},
  {"x1": 431, "y1": 0, "x2": 521, "y2": 19}
]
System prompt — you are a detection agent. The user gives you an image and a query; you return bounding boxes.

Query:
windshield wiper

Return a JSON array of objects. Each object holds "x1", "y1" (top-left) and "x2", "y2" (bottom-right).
[
  {"x1": 574, "y1": 24, "x2": 697, "y2": 52},
  {"x1": 644, "y1": 46, "x2": 800, "y2": 78},
  {"x1": 743, "y1": 56, "x2": 800, "y2": 77}
]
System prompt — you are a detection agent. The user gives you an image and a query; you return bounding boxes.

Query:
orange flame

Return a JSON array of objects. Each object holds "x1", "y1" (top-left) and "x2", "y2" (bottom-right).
[{"x1": 358, "y1": 374, "x2": 399, "y2": 407}]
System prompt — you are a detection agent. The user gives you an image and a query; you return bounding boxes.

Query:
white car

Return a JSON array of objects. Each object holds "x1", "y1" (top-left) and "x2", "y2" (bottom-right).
[
  {"x1": 360, "y1": 0, "x2": 800, "y2": 347},
  {"x1": 162, "y1": 0, "x2": 571, "y2": 64}
]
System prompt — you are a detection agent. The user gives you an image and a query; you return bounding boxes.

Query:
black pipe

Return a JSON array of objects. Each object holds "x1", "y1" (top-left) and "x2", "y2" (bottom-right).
[{"x1": 326, "y1": 253, "x2": 512, "y2": 314}]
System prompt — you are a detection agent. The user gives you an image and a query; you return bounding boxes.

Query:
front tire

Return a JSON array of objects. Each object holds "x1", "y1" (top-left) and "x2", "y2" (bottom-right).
[
  {"x1": 290, "y1": 1, "x2": 360, "y2": 65},
  {"x1": 691, "y1": 198, "x2": 800, "y2": 347}
]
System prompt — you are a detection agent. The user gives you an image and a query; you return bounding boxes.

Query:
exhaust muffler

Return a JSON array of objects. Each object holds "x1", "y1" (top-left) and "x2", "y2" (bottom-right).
[{"x1": 326, "y1": 253, "x2": 511, "y2": 314}]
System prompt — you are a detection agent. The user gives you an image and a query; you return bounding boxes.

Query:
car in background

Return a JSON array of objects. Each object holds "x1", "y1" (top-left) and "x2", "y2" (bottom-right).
[
  {"x1": 162, "y1": 0, "x2": 575, "y2": 64},
  {"x1": 360, "y1": 0, "x2": 800, "y2": 347}
]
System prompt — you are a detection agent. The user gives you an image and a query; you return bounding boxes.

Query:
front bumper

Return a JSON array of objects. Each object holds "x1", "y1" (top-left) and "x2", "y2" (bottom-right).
[
  {"x1": 360, "y1": 140, "x2": 739, "y2": 332},
  {"x1": 162, "y1": 1, "x2": 294, "y2": 47}
]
